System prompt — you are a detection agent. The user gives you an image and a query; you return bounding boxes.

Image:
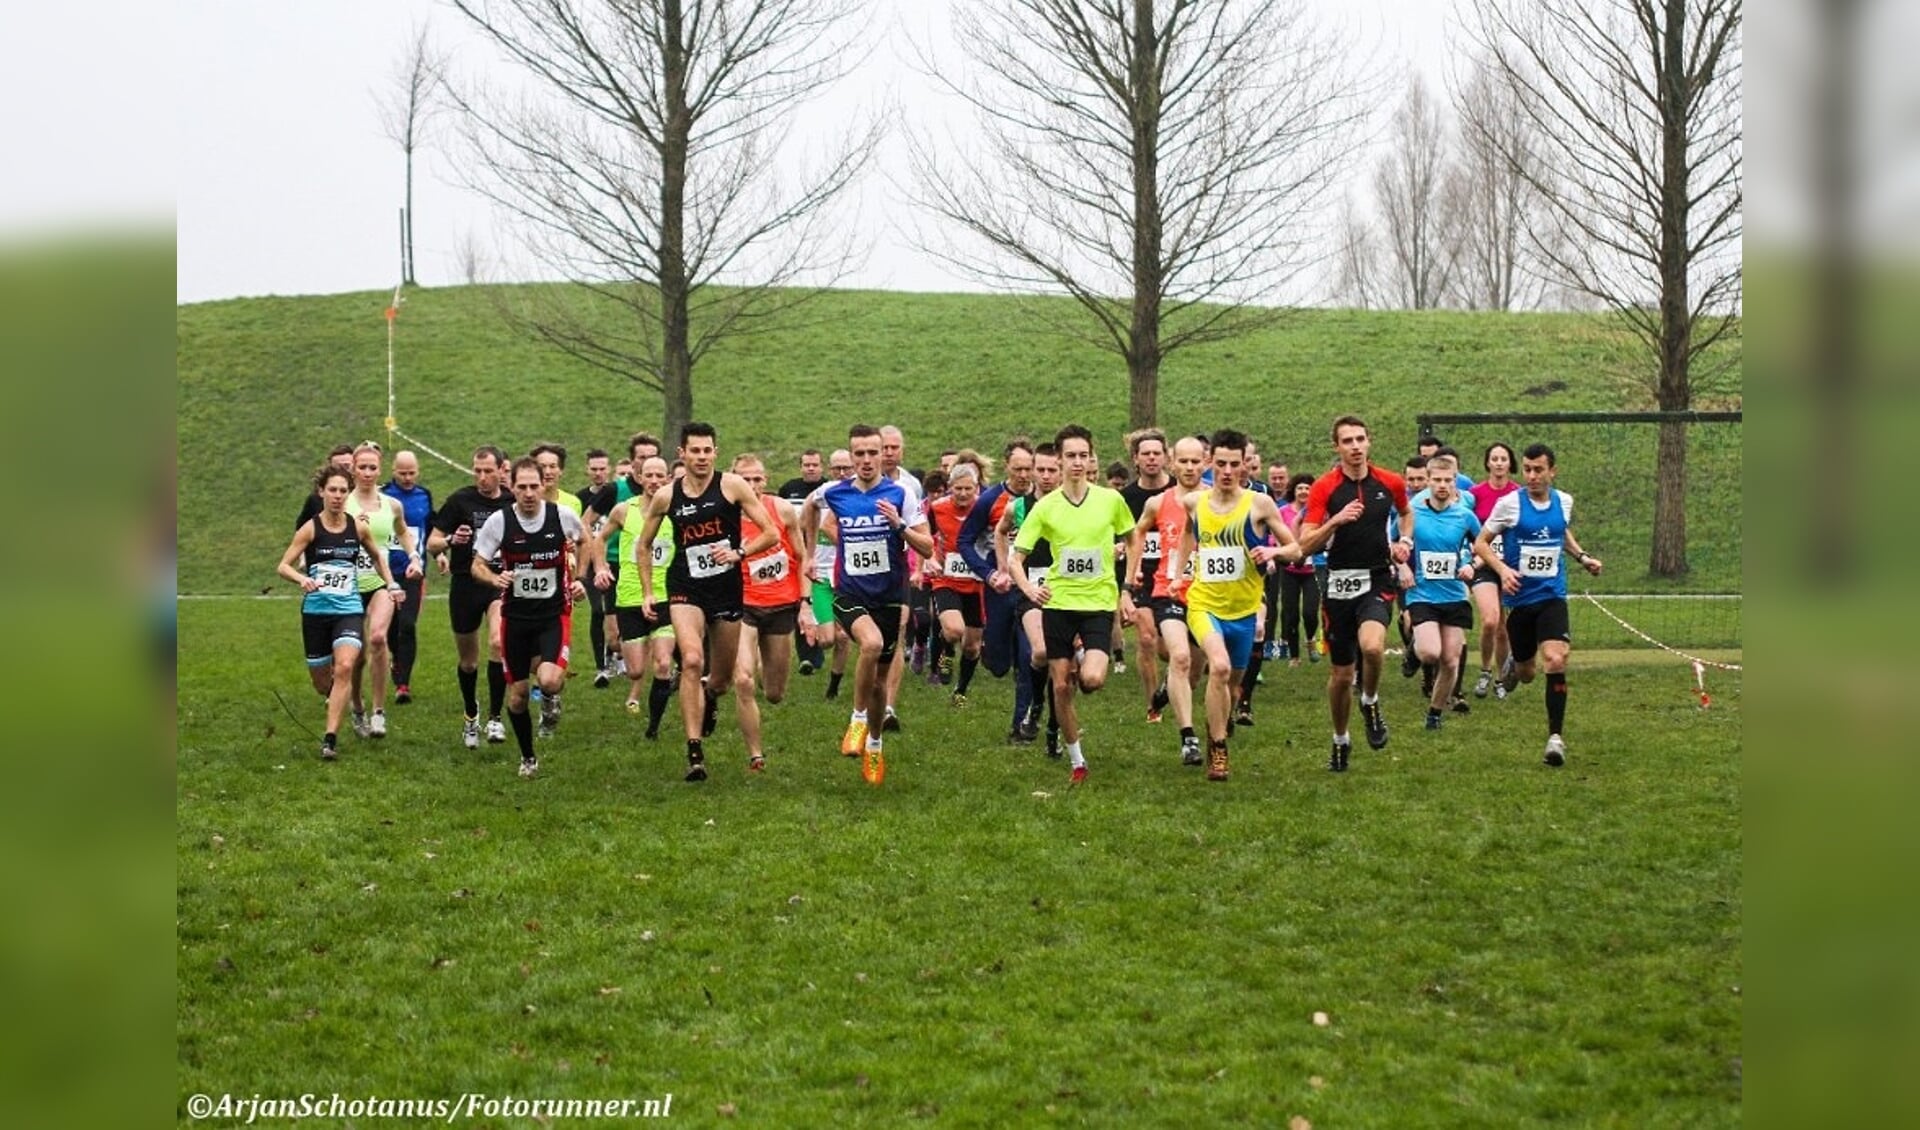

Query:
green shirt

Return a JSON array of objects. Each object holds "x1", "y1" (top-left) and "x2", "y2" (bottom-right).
[{"x1": 1013, "y1": 484, "x2": 1134, "y2": 611}]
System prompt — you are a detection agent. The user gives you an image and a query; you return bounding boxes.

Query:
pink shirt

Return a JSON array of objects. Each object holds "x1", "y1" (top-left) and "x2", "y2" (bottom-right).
[{"x1": 1468, "y1": 480, "x2": 1519, "y2": 523}]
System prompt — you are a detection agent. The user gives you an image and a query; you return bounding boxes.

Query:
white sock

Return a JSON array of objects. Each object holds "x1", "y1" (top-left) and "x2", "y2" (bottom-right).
[
  {"x1": 851, "y1": 710, "x2": 867, "y2": 724},
  {"x1": 1360, "y1": 692, "x2": 1378, "y2": 706},
  {"x1": 1066, "y1": 741, "x2": 1085, "y2": 769},
  {"x1": 1334, "y1": 732, "x2": 1351, "y2": 746}
]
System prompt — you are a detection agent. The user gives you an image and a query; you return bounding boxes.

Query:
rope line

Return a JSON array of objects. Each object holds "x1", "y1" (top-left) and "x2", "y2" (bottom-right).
[{"x1": 1578, "y1": 590, "x2": 1743, "y2": 671}]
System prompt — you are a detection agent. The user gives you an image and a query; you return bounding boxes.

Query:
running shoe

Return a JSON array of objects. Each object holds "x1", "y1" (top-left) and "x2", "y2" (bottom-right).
[
  {"x1": 1308, "y1": 640, "x2": 1322, "y2": 663},
  {"x1": 352, "y1": 709, "x2": 370, "y2": 739},
  {"x1": 1113, "y1": 657, "x2": 1127, "y2": 675},
  {"x1": 485, "y1": 718, "x2": 507, "y2": 744},
  {"x1": 949, "y1": 692, "x2": 968, "y2": 709},
  {"x1": 462, "y1": 716, "x2": 481, "y2": 750},
  {"x1": 684, "y1": 753, "x2": 707, "y2": 782},
  {"x1": 1401, "y1": 650, "x2": 1421, "y2": 678},
  {"x1": 1207, "y1": 742, "x2": 1230, "y2": 782},
  {"x1": 538, "y1": 695, "x2": 561, "y2": 738},
  {"x1": 593, "y1": 666, "x2": 611, "y2": 689},
  {"x1": 1497, "y1": 657, "x2": 1519, "y2": 698},
  {"x1": 840, "y1": 719, "x2": 868, "y2": 757},
  {"x1": 320, "y1": 743, "x2": 337, "y2": 762},
  {"x1": 798, "y1": 660, "x2": 815, "y2": 676},
  {"x1": 881, "y1": 709, "x2": 901, "y2": 733},
  {"x1": 1069, "y1": 764, "x2": 1088, "y2": 786},
  {"x1": 1450, "y1": 696, "x2": 1470, "y2": 715},
  {"x1": 612, "y1": 654, "x2": 627, "y2": 678},
  {"x1": 1045, "y1": 727, "x2": 1061, "y2": 759},
  {"x1": 909, "y1": 644, "x2": 926, "y2": 675},
  {"x1": 748, "y1": 753, "x2": 766, "y2": 773},
  {"x1": 519, "y1": 756, "x2": 538, "y2": 779},
  {"x1": 394, "y1": 684, "x2": 412, "y2": 705},
  {"x1": 368, "y1": 710, "x2": 388, "y2": 739},
  {"x1": 625, "y1": 699, "x2": 641, "y2": 715},
  {"x1": 1473, "y1": 669, "x2": 1493, "y2": 698},
  {"x1": 1544, "y1": 734, "x2": 1566, "y2": 767},
  {"x1": 1234, "y1": 702, "x2": 1255, "y2": 728},
  {"x1": 1150, "y1": 681, "x2": 1170, "y2": 715},
  {"x1": 1362, "y1": 700, "x2": 1389, "y2": 750},
  {"x1": 1181, "y1": 735, "x2": 1203, "y2": 766},
  {"x1": 862, "y1": 744, "x2": 886, "y2": 786},
  {"x1": 1425, "y1": 709, "x2": 1443, "y2": 731},
  {"x1": 1328, "y1": 740, "x2": 1350, "y2": 772},
  {"x1": 1145, "y1": 707, "x2": 1163, "y2": 724}
]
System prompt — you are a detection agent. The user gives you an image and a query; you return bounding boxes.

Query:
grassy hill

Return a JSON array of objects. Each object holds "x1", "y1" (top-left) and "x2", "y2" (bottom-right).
[{"x1": 178, "y1": 284, "x2": 1740, "y2": 595}]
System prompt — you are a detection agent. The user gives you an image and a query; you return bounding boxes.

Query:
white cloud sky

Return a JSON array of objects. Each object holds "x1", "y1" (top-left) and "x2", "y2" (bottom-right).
[{"x1": 166, "y1": 0, "x2": 1451, "y2": 304}]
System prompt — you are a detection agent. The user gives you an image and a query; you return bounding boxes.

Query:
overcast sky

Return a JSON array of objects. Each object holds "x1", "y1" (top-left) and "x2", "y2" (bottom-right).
[{"x1": 169, "y1": 0, "x2": 1452, "y2": 305}]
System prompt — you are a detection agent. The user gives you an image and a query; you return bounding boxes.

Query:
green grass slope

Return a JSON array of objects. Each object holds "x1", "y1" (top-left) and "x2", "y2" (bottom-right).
[{"x1": 179, "y1": 285, "x2": 1740, "y2": 596}]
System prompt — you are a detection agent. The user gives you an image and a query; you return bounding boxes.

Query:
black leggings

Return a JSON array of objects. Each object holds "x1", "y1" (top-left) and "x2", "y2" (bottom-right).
[{"x1": 1279, "y1": 569, "x2": 1320, "y2": 658}]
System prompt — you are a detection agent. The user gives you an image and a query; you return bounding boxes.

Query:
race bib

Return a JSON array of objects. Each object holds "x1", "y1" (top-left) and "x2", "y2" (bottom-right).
[
  {"x1": 1519, "y1": 545, "x2": 1562, "y2": 578},
  {"x1": 1057, "y1": 548, "x2": 1102, "y2": 579},
  {"x1": 513, "y1": 567, "x2": 558, "y2": 599},
  {"x1": 353, "y1": 547, "x2": 375, "y2": 572},
  {"x1": 312, "y1": 563, "x2": 355, "y2": 596},
  {"x1": 1142, "y1": 530, "x2": 1162, "y2": 557},
  {"x1": 1196, "y1": 546, "x2": 1246, "y2": 582},
  {"x1": 650, "y1": 538, "x2": 671, "y2": 567},
  {"x1": 1029, "y1": 566, "x2": 1049, "y2": 586},
  {"x1": 1327, "y1": 568, "x2": 1372, "y2": 599},
  {"x1": 750, "y1": 551, "x2": 790, "y2": 584},
  {"x1": 844, "y1": 541, "x2": 891, "y2": 577},
  {"x1": 1421, "y1": 552, "x2": 1457, "y2": 581},
  {"x1": 943, "y1": 552, "x2": 976, "y2": 580},
  {"x1": 686, "y1": 541, "x2": 731, "y2": 579}
]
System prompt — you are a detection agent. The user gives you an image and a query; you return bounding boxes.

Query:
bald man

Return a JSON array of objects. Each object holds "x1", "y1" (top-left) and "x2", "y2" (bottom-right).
[{"x1": 382, "y1": 450, "x2": 435, "y2": 703}]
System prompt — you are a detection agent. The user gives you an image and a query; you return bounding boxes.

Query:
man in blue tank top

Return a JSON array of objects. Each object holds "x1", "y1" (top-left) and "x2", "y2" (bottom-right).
[{"x1": 1474, "y1": 443, "x2": 1604, "y2": 767}]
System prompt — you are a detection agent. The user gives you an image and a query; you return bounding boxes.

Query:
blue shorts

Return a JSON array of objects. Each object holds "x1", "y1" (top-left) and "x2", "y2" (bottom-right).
[{"x1": 1186, "y1": 608, "x2": 1256, "y2": 670}]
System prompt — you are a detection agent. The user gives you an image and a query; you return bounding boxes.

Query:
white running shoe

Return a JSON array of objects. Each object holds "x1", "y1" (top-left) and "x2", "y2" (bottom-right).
[
  {"x1": 485, "y1": 718, "x2": 507, "y2": 744},
  {"x1": 463, "y1": 716, "x2": 481, "y2": 750},
  {"x1": 519, "y1": 756, "x2": 539, "y2": 778},
  {"x1": 368, "y1": 710, "x2": 388, "y2": 739},
  {"x1": 1544, "y1": 734, "x2": 1567, "y2": 767},
  {"x1": 352, "y1": 710, "x2": 371, "y2": 739}
]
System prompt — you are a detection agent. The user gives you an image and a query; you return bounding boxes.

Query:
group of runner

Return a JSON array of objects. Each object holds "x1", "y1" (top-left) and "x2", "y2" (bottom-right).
[{"x1": 278, "y1": 416, "x2": 1601, "y2": 780}]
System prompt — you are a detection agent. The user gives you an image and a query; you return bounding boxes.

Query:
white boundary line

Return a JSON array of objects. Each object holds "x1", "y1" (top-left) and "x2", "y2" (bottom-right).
[{"x1": 1578, "y1": 591, "x2": 1743, "y2": 671}]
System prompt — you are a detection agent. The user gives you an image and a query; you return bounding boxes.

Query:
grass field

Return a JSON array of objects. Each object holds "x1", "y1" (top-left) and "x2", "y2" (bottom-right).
[
  {"x1": 177, "y1": 598, "x2": 1741, "y2": 1126},
  {"x1": 177, "y1": 285, "x2": 1740, "y2": 601}
]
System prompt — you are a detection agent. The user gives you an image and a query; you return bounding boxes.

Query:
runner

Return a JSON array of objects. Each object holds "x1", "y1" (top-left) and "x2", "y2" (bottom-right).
[
  {"x1": 813, "y1": 449, "x2": 856, "y2": 699},
  {"x1": 1474, "y1": 443, "x2": 1604, "y2": 766},
  {"x1": 1296, "y1": 416, "x2": 1413, "y2": 771},
  {"x1": 1117, "y1": 429, "x2": 1170, "y2": 723},
  {"x1": 633, "y1": 423, "x2": 780, "y2": 781},
  {"x1": 1468, "y1": 441, "x2": 1521, "y2": 698},
  {"x1": 958, "y1": 439, "x2": 1037, "y2": 742},
  {"x1": 800, "y1": 424, "x2": 934, "y2": 786},
  {"x1": 471, "y1": 457, "x2": 589, "y2": 778},
  {"x1": 591, "y1": 455, "x2": 677, "y2": 738},
  {"x1": 583, "y1": 432, "x2": 666, "y2": 683},
  {"x1": 427, "y1": 445, "x2": 515, "y2": 749},
  {"x1": 876, "y1": 425, "x2": 923, "y2": 732},
  {"x1": 1010, "y1": 426, "x2": 1136, "y2": 785},
  {"x1": 1396, "y1": 455, "x2": 1432, "y2": 681},
  {"x1": 276, "y1": 466, "x2": 400, "y2": 760},
  {"x1": 1276, "y1": 473, "x2": 1322, "y2": 669},
  {"x1": 575, "y1": 447, "x2": 621, "y2": 689},
  {"x1": 731, "y1": 454, "x2": 810, "y2": 770},
  {"x1": 1405, "y1": 447, "x2": 1482, "y2": 731},
  {"x1": 344, "y1": 442, "x2": 422, "y2": 741},
  {"x1": 1124, "y1": 433, "x2": 1209, "y2": 765},
  {"x1": 1165, "y1": 429, "x2": 1301, "y2": 780},
  {"x1": 777, "y1": 448, "x2": 829, "y2": 674},
  {"x1": 925, "y1": 451, "x2": 991, "y2": 707},
  {"x1": 294, "y1": 444, "x2": 355, "y2": 529},
  {"x1": 381, "y1": 450, "x2": 434, "y2": 704},
  {"x1": 992, "y1": 442, "x2": 1060, "y2": 749}
]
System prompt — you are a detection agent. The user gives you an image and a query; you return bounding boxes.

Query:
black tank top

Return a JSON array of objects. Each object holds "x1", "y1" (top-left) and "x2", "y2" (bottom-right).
[
  {"x1": 666, "y1": 473, "x2": 744, "y2": 603},
  {"x1": 498, "y1": 503, "x2": 570, "y2": 622}
]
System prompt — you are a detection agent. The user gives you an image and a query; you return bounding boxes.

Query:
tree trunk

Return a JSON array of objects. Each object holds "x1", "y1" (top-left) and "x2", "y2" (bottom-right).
[
  {"x1": 1126, "y1": 0, "x2": 1162, "y2": 429},
  {"x1": 1649, "y1": 0, "x2": 1691, "y2": 578},
  {"x1": 658, "y1": 0, "x2": 694, "y2": 442},
  {"x1": 404, "y1": 148, "x2": 416, "y2": 285}
]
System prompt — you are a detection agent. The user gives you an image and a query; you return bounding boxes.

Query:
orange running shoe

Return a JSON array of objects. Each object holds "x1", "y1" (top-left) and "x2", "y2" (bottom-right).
[
  {"x1": 1207, "y1": 741, "x2": 1230, "y2": 782},
  {"x1": 863, "y1": 743, "x2": 886, "y2": 786},
  {"x1": 840, "y1": 719, "x2": 867, "y2": 757}
]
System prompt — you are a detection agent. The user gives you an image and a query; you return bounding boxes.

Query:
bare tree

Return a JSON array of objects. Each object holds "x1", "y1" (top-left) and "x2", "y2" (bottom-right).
[
  {"x1": 454, "y1": 228, "x2": 492, "y2": 285},
  {"x1": 375, "y1": 24, "x2": 449, "y2": 287},
  {"x1": 449, "y1": 0, "x2": 879, "y2": 438},
  {"x1": 1332, "y1": 194, "x2": 1382, "y2": 309},
  {"x1": 910, "y1": 0, "x2": 1370, "y2": 428},
  {"x1": 1468, "y1": 0, "x2": 1742, "y2": 577},
  {"x1": 1372, "y1": 73, "x2": 1460, "y2": 309},
  {"x1": 1446, "y1": 57, "x2": 1554, "y2": 310}
]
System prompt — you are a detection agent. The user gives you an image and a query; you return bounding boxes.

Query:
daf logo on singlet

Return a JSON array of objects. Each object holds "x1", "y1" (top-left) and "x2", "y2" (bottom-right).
[
  {"x1": 675, "y1": 504, "x2": 699, "y2": 517},
  {"x1": 840, "y1": 514, "x2": 891, "y2": 530}
]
